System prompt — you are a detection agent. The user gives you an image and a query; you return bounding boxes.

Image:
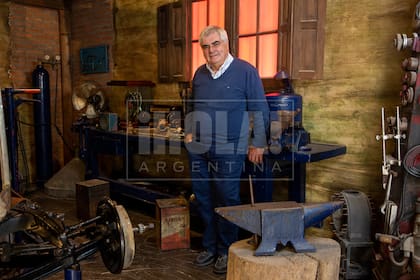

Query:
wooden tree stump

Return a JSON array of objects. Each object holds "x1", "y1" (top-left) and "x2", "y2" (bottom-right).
[{"x1": 227, "y1": 236, "x2": 340, "y2": 280}]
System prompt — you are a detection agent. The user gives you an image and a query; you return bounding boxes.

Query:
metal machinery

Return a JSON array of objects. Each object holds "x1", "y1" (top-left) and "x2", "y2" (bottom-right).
[
  {"x1": 265, "y1": 71, "x2": 310, "y2": 154},
  {"x1": 332, "y1": 2, "x2": 420, "y2": 279},
  {"x1": 0, "y1": 197, "x2": 138, "y2": 280},
  {"x1": 1, "y1": 88, "x2": 42, "y2": 193},
  {"x1": 331, "y1": 190, "x2": 374, "y2": 279},
  {"x1": 0, "y1": 86, "x2": 151, "y2": 279},
  {"x1": 373, "y1": 1, "x2": 420, "y2": 279},
  {"x1": 3, "y1": 64, "x2": 57, "y2": 192}
]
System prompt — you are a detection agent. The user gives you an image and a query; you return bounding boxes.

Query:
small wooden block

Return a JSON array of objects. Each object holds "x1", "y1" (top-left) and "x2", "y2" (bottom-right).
[{"x1": 76, "y1": 179, "x2": 110, "y2": 220}]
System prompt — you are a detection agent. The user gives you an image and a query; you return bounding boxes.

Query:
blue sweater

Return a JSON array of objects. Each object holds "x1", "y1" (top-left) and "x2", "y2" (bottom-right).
[{"x1": 185, "y1": 58, "x2": 269, "y2": 155}]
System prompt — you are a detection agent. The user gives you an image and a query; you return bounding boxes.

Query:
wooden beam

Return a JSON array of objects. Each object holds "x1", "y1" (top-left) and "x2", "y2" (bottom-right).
[{"x1": 11, "y1": 0, "x2": 65, "y2": 10}]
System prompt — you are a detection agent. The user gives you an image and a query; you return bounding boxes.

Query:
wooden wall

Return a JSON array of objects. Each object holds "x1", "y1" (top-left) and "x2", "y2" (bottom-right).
[
  {"x1": 111, "y1": 0, "x2": 179, "y2": 117},
  {"x1": 296, "y1": 0, "x2": 418, "y2": 205},
  {"x1": 0, "y1": 2, "x2": 11, "y2": 87}
]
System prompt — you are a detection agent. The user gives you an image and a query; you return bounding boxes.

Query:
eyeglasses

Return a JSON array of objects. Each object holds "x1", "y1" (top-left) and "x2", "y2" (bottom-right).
[{"x1": 201, "y1": 40, "x2": 223, "y2": 50}]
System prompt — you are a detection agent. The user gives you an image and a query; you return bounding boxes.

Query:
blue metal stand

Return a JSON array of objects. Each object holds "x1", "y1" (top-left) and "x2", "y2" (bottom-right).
[
  {"x1": 78, "y1": 126, "x2": 346, "y2": 204},
  {"x1": 1, "y1": 88, "x2": 41, "y2": 193},
  {"x1": 64, "y1": 265, "x2": 82, "y2": 280}
]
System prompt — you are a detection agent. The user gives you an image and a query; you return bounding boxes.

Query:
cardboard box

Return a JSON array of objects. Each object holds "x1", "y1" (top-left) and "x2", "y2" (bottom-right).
[
  {"x1": 76, "y1": 179, "x2": 110, "y2": 220},
  {"x1": 156, "y1": 198, "x2": 190, "y2": 250}
]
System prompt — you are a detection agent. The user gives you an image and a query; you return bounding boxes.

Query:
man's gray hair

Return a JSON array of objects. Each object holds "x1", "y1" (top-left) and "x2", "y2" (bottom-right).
[{"x1": 199, "y1": 25, "x2": 228, "y2": 45}]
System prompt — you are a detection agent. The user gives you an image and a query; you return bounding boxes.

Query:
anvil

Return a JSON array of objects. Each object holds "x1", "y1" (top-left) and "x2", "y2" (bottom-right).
[{"x1": 215, "y1": 201, "x2": 343, "y2": 256}]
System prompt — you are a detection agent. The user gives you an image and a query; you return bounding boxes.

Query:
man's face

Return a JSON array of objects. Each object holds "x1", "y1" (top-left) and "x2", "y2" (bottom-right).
[{"x1": 200, "y1": 31, "x2": 229, "y2": 71}]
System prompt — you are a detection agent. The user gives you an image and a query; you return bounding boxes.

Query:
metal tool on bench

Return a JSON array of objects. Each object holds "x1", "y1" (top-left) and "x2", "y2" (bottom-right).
[
  {"x1": 265, "y1": 71, "x2": 310, "y2": 154},
  {"x1": 215, "y1": 200, "x2": 343, "y2": 256}
]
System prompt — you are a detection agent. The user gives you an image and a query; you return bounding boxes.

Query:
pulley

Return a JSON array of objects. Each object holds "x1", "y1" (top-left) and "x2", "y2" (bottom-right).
[
  {"x1": 403, "y1": 145, "x2": 420, "y2": 178},
  {"x1": 96, "y1": 199, "x2": 135, "y2": 274}
]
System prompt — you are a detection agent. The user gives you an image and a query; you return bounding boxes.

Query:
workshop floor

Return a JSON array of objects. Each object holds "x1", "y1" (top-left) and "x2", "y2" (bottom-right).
[{"x1": 26, "y1": 190, "x2": 226, "y2": 280}]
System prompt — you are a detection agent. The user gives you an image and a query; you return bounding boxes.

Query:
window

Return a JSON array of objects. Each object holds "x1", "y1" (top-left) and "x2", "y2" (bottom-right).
[
  {"x1": 191, "y1": 0, "x2": 326, "y2": 80},
  {"x1": 237, "y1": 0, "x2": 279, "y2": 78},
  {"x1": 191, "y1": 0, "x2": 225, "y2": 74}
]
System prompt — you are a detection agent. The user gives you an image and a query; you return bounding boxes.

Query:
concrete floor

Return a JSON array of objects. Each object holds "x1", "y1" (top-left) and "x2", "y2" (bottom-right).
[{"x1": 26, "y1": 190, "x2": 226, "y2": 280}]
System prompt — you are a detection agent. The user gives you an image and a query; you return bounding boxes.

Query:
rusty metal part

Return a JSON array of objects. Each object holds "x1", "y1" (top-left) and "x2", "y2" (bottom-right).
[
  {"x1": 402, "y1": 57, "x2": 419, "y2": 71},
  {"x1": 402, "y1": 71, "x2": 417, "y2": 86},
  {"x1": 403, "y1": 145, "x2": 420, "y2": 178},
  {"x1": 248, "y1": 175, "x2": 255, "y2": 207},
  {"x1": 394, "y1": 33, "x2": 418, "y2": 51},
  {"x1": 401, "y1": 86, "x2": 415, "y2": 106}
]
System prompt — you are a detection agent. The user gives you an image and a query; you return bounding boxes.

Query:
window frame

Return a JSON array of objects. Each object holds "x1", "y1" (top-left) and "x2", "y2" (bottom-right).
[{"x1": 194, "y1": 0, "x2": 326, "y2": 84}]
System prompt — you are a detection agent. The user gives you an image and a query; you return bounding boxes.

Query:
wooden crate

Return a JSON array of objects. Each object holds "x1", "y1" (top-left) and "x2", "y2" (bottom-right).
[
  {"x1": 76, "y1": 179, "x2": 110, "y2": 220},
  {"x1": 156, "y1": 198, "x2": 190, "y2": 250}
]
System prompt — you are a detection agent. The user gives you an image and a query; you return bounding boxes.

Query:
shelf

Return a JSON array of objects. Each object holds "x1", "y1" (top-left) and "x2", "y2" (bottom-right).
[{"x1": 106, "y1": 80, "x2": 156, "y2": 87}]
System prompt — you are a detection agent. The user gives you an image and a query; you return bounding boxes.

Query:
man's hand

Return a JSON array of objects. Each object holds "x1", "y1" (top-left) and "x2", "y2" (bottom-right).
[
  {"x1": 248, "y1": 146, "x2": 265, "y2": 164},
  {"x1": 184, "y1": 133, "x2": 193, "y2": 144}
]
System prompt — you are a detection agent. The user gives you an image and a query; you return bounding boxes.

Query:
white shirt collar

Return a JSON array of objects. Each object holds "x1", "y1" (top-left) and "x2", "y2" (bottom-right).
[{"x1": 206, "y1": 54, "x2": 234, "y2": 79}]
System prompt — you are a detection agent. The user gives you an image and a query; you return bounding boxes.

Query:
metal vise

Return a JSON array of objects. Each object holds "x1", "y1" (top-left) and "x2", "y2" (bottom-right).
[
  {"x1": 215, "y1": 201, "x2": 343, "y2": 256},
  {"x1": 265, "y1": 72, "x2": 310, "y2": 154}
]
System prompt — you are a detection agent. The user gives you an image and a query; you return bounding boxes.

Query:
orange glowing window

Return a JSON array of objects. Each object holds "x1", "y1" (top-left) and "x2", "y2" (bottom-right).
[
  {"x1": 238, "y1": 37, "x2": 256, "y2": 67},
  {"x1": 192, "y1": 0, "x2": 280, "y2": 79},
  {"x1": 191, "y1": 0, "x2": 225, "y2": 77},
  {"x1": 238, "y1": 0, "x2": 279, "y2": 78}
]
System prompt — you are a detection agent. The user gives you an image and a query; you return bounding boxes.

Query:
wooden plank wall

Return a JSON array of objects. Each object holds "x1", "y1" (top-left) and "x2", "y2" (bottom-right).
[
  {"x1": 111, "y1": 0, "x2": 180, "y2": 117},
  {"x1": 293, "y1": 0, "x2": 419, "y2": 205}
]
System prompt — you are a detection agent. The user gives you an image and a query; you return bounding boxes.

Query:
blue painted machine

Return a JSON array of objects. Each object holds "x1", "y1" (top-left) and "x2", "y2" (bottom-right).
[{"x1": 265, "y1": 74, "x2": 310, "y2": 154}]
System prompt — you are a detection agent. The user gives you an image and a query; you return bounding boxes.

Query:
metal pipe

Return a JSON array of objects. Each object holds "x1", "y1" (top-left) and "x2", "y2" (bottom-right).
[
  {"x1": 0, "y1": 88, "x2": 11, "y2": 212},
  {"x1": 32, "y1": 64, "x2": 53, "y2": 187},
  {"x1": 396, "y1": 106, "x2": 402, "y2": 166},
  {"x1": 3, "y1": 88, "x2": 20, "y2": 193}
]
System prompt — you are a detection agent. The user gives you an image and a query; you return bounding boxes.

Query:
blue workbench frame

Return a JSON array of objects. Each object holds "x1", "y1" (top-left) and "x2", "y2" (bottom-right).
[{"x1": 79, "y1": 126, "x2": 346, "y2": 203}]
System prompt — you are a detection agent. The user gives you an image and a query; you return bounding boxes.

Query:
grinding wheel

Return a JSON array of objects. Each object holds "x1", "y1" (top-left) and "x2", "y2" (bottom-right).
[{"x1": 96, "y1": 199, "x2": 135, "y2": 274}]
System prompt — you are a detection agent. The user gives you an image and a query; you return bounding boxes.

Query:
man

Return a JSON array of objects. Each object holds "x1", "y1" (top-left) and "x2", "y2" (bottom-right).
[{"x1": 184, "y1": 25, "x2": 269, "y2": 274}]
